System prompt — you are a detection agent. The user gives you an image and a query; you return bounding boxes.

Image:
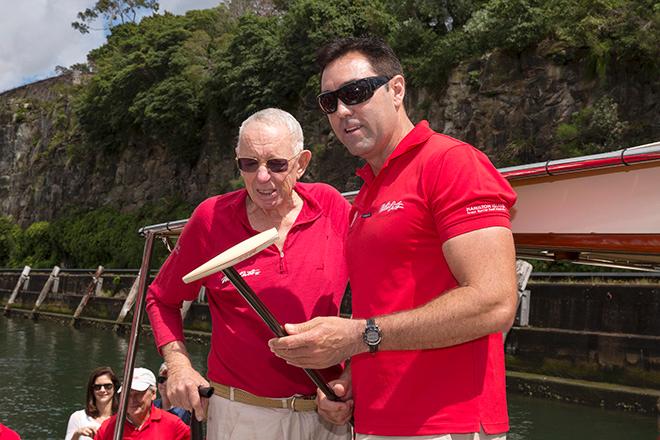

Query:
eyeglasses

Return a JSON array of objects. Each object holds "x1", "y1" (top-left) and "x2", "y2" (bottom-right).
[
  {"x1": 93, "y1": 383, "x2": 114, "y2": 392},
  {"x1": 317, "y1": 76, "x2": 391, "y2": 114},
  {"x1": 236, "y1": 151, "x2": 302, "y2": 173},
  {"x1": 157, "y1": 376, "x2": 167, "y2": 384}
]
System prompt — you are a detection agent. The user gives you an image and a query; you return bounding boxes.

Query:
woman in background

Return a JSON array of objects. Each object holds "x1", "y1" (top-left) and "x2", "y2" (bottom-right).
[{"x1": 65, "y1": 366, "x2": 119, "y2": 440}]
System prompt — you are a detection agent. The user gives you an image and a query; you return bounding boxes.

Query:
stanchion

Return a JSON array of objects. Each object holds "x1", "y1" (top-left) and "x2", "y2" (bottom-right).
[{"x1": 113, "y1": 232, "x2": 155, "y2": 440}]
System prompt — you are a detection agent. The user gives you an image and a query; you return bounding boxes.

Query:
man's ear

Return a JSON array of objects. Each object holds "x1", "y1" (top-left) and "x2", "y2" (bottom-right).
[
  {"x1": 296, "y1": 150, "x2": 312, "y2": 178},
  {"x1": 389, "y1": 74, "x2": 406, "y2": 108}
]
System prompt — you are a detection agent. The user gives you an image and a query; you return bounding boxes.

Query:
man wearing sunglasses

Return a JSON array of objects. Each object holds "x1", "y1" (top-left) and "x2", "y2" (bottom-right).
[
  {"x1": 146, "y1": 108, "x2": 351, "y2": 440},
  {"x1": 270, "y1": 37, "x2": 518, "y2": 440},
  {"x1": 95, "y1": 367, "x2": 190, "y2": 440},
  {"x1": 154, "y1": 363, "x2": 191, "y2": 425}
]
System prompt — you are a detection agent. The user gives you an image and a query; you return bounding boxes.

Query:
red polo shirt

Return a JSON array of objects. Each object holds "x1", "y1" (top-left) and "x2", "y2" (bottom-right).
[
  {"x1": 147, "y1": 182, "x2": 350, "y2": 397},
  {"x1": 95, "y1": 406, "x2": 190, "y2": 440},
  {"x1": 0, "y1": 424, "x2": 20, "y2": 440},
  {"x1": 348, "y1": 121, "x2": 516, "y2": 435}
]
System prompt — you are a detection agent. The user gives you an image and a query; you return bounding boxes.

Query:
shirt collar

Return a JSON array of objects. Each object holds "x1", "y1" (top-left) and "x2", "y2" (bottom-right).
[{"x1": 127, "y1": 405, "x2": 161, "y2": 431}]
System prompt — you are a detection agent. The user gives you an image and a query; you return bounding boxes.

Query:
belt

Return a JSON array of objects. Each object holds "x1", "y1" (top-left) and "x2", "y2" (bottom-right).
[{"x1": 208, "y1": 381, "x2": 317, "y2": 412}]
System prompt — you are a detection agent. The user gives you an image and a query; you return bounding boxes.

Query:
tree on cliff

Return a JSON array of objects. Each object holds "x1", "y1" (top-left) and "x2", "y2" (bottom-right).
[
  {"x1": 1, "y1": 0, "x2": 647, "y2": 269},
  {"x1": 72, "y1": 0, "x2": 160, "y2": 34}
]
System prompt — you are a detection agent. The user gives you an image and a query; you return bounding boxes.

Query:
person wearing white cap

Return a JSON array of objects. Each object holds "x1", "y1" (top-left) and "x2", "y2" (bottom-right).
[{"x1": 94, "y1": 367, "x2": 191, "y2": 440}]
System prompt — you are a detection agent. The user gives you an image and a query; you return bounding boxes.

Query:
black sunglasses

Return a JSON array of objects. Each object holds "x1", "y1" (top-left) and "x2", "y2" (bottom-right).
[
  {"x1": 93, "y1": 383, "x2": 114, "y2": 391},
  {"x1": 157, "y1": 376, "x2": 167, "y2": 384},
  {"x1": 236, "y1": 152, "x2": 302, "y2": 173},
  {"x1": 317, "y1": 76, "x2": 391, "y2": 114}
]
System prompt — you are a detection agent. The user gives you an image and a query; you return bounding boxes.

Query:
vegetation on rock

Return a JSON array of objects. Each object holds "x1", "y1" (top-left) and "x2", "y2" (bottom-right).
[{"x1": 2, "y1": 0, "x2": 658, "y2": 268}]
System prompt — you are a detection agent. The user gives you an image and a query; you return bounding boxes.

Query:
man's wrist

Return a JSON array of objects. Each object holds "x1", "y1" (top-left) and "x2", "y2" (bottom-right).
[
  {"x1": 162, "y1": 341, "x2": 192, "y2": 369},
  {"x1": 352, "y1": 319, "x2": 369, "y2": 355}
]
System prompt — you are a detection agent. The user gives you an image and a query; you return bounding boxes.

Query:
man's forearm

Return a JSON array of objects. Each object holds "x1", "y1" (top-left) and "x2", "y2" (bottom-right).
[
  {"x1": 373, "y1": 284, "x2": 516, "y2": 352},
  {"x1": 162, "y1": 340, "x2": 193, "y2": 370}
]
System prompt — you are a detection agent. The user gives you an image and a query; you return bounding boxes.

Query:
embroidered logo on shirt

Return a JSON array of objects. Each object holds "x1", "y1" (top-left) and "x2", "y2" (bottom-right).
[
  {"x1": 221, "y1": 268, "x2": 261, "y2": 284},
  {"x1": 378, "y1": 201, "x2": 404, "y2": 213},
  {"x1": 466, "y1": 203, "x2": 507, "y2": 215}
]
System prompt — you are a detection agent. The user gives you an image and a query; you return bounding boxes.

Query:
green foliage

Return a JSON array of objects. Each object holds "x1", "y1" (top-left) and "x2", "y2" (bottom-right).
[
  {"x1": 10, "y1": 222, "x2": 59, "y2": 268},
  {"x1": 3, "y1": 200, "x2": 194, "y2": 269},
  {"x1": 13, "y1": 105, "x2": 29, "y2": 125},
  {"x1": 49, "y1": 200, "x2": 193, "y2": 268},
  {"x1": 0, "y1": 216, "x2": 20, "y2": 267},
  {"x1": 75, "y1": 9, "x2": 231, "y2": 161},
  {"x1": 384, "y1": 1, "x2": 485, "y2": 87},
  {"x1": 7, "y1": 0, "x2": 656, "y2": 271},
  {"x1": 50, "y1": 208, "x2": 144, "y2": 268},
  {"x1": 40, "y1": 83, "x2": 83, "y2": 155},
  {"x1": 211, "y1": 13, "x2": 286, "y2": 126},
  {"x1": 281, "y1": 0, "x2": 396, "y2": 88},
  {"x1": 72, "y1": 0, "x2": 160, "y2": 34},
  {"x1": 71, "y1": 0, "x2": 656, "y2": 162},
  {"x1": 556, "y1": 123, "x2": 579, "y2": 143},
  {"x1": 545, "y1": 0, "x2": 660, "y2": 77},
  {"x1": 463, "y1": 0, "x2": 548, "y2": 53},
  {"x1": 556, "y1": 96, "x2": 629, "y2": 157},
  {"x1": 493, "y1": 139, "x2": 536, "y2": 167},
  {"x1": 209, "y1": 0, "x2": 399, "y2": 127}
]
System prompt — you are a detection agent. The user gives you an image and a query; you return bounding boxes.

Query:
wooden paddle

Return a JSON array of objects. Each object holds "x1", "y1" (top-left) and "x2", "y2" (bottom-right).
[{"x1": 182, "y1": 228, "x2": 342, "y2": 402}]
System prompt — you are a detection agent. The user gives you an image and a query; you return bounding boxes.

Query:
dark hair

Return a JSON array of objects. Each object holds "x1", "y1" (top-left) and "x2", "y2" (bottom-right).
[
  {"x1": 85, "y1": 366, "x2": 120, "y2": 418},
  {"x1": 316, "y1": 36, "x2": 403, "y2": 79}
]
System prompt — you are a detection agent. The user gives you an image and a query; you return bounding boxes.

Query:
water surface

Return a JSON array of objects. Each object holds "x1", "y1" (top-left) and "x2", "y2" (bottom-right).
[{"x1": 0, "y1": 316, "x2": 655, "y2": 439}]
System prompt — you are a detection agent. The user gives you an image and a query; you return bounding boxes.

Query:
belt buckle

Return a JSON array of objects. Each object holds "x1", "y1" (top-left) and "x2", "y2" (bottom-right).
[{"x1": 289, "y1": 396, "x2": 297, "y2": 411}]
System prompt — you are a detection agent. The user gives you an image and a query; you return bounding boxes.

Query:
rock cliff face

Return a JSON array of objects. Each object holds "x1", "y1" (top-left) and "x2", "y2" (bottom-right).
[
  {"x1": 0, "y1": 74, "x2": 239, "y2": 225},
  {"x1": 1, "y1": 46, "x2": 658, "y2": 226},
  {"x1": 418, "y1": 43, "x2": 658, "y2": 163}
]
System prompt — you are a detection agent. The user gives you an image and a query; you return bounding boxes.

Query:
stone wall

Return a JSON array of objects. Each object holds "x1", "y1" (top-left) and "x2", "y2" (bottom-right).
[{"x1": 506, "y1": 282, "x2": 660, "y2": 389}]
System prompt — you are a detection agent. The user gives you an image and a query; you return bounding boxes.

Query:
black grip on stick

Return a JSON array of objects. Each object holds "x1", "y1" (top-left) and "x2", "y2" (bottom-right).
[
  {"x1": 198, "y1": 386, "x2": 214, "y2": 398},
  {"x1": 222, "y1": 267, "x2": 342, "y2": 402},
  {"x1": 191, "y1": 386, "x2": 215, "y2": 440}
]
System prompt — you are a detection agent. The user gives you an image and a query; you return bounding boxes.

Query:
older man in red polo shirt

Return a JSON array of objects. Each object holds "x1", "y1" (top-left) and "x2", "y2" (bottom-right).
[{"x1": 95, "y1": 367, "x2": 190, "y2": 440}]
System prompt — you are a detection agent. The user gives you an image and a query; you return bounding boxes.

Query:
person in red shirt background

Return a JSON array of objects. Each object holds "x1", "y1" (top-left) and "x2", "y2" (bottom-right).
[
  {"x1": 0, "y1": 423, "x2": 20, "y2": 440},
  {"x1": 146, "y1": 108, "x2": 351, "y2": 439},
  {"x1": 270, "y1": 36, "x2": 518, "y2": 440},
  {"x1": 95, "y1": 367, "x2": 189, "y2": 440}
]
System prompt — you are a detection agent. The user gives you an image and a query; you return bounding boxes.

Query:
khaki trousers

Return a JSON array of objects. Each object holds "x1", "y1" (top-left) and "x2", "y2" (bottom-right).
[{"x1": 206, "y1": 393, "x2": 351, "y2": 440}]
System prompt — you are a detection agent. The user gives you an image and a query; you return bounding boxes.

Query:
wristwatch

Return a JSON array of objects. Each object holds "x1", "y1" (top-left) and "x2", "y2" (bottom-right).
[{"x1": 363, "y1": 318, "x2": 382, "y2": 353}]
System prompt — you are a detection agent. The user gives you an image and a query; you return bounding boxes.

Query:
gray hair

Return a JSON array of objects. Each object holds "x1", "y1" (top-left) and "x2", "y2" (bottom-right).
[{"x1": 237, "y1": 108, "x2": 304, "y2": 154}]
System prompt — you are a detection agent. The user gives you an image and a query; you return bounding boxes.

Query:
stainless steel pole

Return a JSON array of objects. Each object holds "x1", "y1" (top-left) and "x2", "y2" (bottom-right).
[{"x1": 113, "y1": 231, "x2": 156, "y2": 440}]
